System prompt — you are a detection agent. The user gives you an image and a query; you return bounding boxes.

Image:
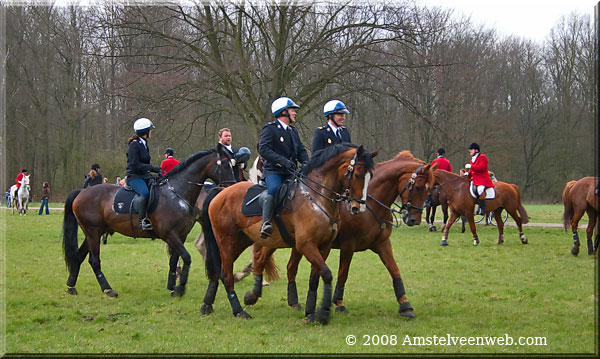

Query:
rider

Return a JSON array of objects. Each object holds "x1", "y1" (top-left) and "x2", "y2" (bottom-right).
[
  {"x1": 425, "y1": 148, "x2": 452, "y2": 207},
  {"x1": 466, "y1": 142, "x2": 494, "y2": 215},
  {"x1": 126, "y1": 117, "x2": 162, "y2": 231},
  {"x1": 160, "y1": 147, "x2": 180, "y2": 176},
  {"x1": 312, "y1": 100, "x2": 351, "y2": 153},
  {"x1": 14, "y1": 169, "x2": 28, "y2": 199},
  {"x1": 258, "y1": 97, "x2": 309, "y2": 238}
]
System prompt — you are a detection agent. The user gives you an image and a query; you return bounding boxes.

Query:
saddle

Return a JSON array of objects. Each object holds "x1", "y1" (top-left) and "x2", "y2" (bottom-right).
[
  {"x1": 469, "y1": 181, "x2": 496, "y2": 200},
  {"x1": 241, "y1": 180, "x2": 296, "y2": 247},
  {"x1": 113, "y1": 181, "x2": 160, "y2": 215},
  {"x1": 241, "y1": 180, "x2": 293, "y2": 217}
]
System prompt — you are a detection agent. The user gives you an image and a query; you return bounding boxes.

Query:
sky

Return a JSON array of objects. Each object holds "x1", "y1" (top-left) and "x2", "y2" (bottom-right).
[{"x1": 416, "y1": 0, "x2": 597, "y2": 43}]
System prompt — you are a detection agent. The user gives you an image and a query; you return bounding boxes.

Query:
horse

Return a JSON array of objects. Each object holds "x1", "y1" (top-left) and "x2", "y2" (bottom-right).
[
  {"x1": 11, "y1": 175, "x2": 30, "y2": 215},
  {"x1": 62, "y1": 144, "x2": 238, "y2": 298},
  {"x1": 277, "y1": 151, "x2": 436, "y2": 319},
  {"x1": 433, "y1": 170, "x2": 529, "y2": 246},
  {"x1": 200, "y1": 144, "x2": 375, "y2": 324},
  {"x1": 562, "y1": 177, "x2": 599, "y2": 255},
  {"x1": 425, "y1": 185, "x2": 449, "y2": 232}
]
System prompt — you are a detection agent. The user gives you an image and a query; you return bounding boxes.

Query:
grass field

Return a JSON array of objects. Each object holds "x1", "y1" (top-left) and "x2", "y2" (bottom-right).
[{"x1": 1, "y1": 204, "x2": 597, "y2": 355}]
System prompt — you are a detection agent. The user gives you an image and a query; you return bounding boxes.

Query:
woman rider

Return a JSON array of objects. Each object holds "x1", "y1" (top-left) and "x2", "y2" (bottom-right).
[{"x1": 126, "y1": 117, "x2": 162, "y2": 231}]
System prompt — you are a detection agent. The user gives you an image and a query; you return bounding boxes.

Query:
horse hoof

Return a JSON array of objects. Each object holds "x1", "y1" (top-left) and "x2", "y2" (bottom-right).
[
  {"x1": 103, "y1": 289, "x2": 118, "y2": 298},
  {"x1": 305, "y1": 313, "x2": 315, "y2": 323},
  {"x1": 235, "y1": 311, "x2": 252, "y2": 319},
  {"x1": 440, "y1": 239, "x2": 448, "y2": 246},
  {"x1": 67, "y1": 287, "x2": 78, "y2": 295},
  {"x1": 290, "y1": 303, "x2": 302, "y2": 311},
  {"x1": 497, "y1": 239, "x2": 504, "y2": 245},
  {"x1": 473, "y1": 239, "x2": 480, "y2": 246},
  {"x1": 233, "y1": 272, "x2": 249, "y2": 283},
  {"x1": 399, "y1": 302, "x2": 415, "y2": 319},
  {"x1": 335, "y1": 305, "x2": 349, "y2": 314},
  {"x1": 244, "y1": 291, "x2": 258, "y2": 306},
  {"x1": 262, "y1": 279, "x2": 270, "y2": 286},
  {"x1": 521, "y1": 237, "x2": 528, "y2": 244},
  {"x1": 428, "y1": 226, "x2": 436, "y2": 232},
  {"x1": 571, "y1": 247, "x2": 580, "y2": 256},
  {"x1": 316, "y1": 308, "x2": 330, "y2": 324},
  {"x1": 171, "y1": 285, "x2": 185, "y2": 297},
  {"x1": 199, "y1": 304, "x2": 213, "y2": 315}
]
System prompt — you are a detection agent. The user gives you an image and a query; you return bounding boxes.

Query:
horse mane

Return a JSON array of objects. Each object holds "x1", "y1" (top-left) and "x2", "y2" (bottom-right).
[
  {"x1": 302, "y1": 143, "x2": 374, "y2": 175},
  {"x1": 392, "y1": 150, "x2": 422, "y2": 162},
  {"x1": 166, "y1": 149, "x2": 216, "y2": 178}
]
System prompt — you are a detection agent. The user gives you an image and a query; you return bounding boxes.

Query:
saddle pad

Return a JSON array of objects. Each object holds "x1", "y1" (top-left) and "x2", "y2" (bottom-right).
[
  {"x1": 241, "y1": 181, "x2": 293, "y2": 217},
  {"x1": 113, "y1": 186, "x2": 159, "y2": 214},
  {"x1": 469, "y1": 182, "x2": 496, "y2": 199}
]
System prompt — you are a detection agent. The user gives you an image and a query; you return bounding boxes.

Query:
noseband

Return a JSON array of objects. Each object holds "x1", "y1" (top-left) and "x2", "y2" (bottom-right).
[{"x1": 398, "y1": 163, "x2": 426, "y2": 213}]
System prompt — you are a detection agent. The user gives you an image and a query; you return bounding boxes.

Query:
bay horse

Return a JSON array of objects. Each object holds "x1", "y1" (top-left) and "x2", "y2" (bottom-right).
[
  {"x1": 425, "y1": 185, "x2": 449, "y2": 232},
  {"x1": 562, "y1": 177, "x2": 599, "y2": 255},
  {"x1": 62, "y1": 144, "x2": 238, "y2": 298},
  {"x1": 276, "y1": 151, "x2": 436, "y2": 320},
  {"x1": 433, "y1": 170, "x2": 529, "y2": 246},
  {"x1": 200, "y1": 144, "x2": 375, "y2": 324},
  {"x1": 11, "y1": 175, "x2": 30, "y2": 215}
]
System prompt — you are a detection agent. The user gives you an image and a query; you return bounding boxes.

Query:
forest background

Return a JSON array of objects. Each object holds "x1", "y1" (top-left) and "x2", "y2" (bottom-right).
[{"x1": 3, "y1": 1, "x2": 597, "y2": 201}]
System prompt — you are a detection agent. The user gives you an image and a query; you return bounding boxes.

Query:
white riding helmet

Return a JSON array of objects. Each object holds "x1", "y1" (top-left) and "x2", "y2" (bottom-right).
[
  {"x1": 271, "y1": 97, "x2": 300, "y2": 117},
  {"x1": 133, "y1": 117, "x2": 155, "y2": 133},
  {"x1": 323, "y1": 100, "x2": 350, "y2": 116}
]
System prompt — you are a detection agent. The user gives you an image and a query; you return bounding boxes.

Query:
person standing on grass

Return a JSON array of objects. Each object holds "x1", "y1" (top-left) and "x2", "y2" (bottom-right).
[{"x1": 38, "y1": 182, "x2": 50, "y2": 215}]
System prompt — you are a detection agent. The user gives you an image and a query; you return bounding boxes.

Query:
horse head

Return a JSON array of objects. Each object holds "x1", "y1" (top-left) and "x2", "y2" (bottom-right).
[{"x1": 397, "y1": 161, "x2": 437, "y2": 226}]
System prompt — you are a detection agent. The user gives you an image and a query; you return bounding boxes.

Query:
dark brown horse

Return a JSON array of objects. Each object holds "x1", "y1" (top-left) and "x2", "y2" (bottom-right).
[
  {"x1": 433, "y1": 170, "x2": 529, "y2": 246},
  {"x1": 425, "y1": 185, "x2": 449, "y2": 232},
  {"x1": 62, "y1": 145, "x2": 238, "y2": 298},
  {"x1": 562, "y1": 177, "x2": 599, "y2": 255},
  {"x1": 200, "y1": 144, "x2": 375, "y2": 324},
  {"x1": 276, "y1": 151, "x2": 436, "y2": 320}
]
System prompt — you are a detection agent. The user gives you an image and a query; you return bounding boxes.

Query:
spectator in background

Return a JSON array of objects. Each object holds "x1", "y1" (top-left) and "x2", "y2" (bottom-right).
[
  {"x1": 160, "y1": 147, "x2": 180, "y2": 176},
  {"x1": 38, "y1": 182, "x2": 50, "y2": 215},
  {"x1": 83, "y1": 163, "x2": 103, "y2": 188}
]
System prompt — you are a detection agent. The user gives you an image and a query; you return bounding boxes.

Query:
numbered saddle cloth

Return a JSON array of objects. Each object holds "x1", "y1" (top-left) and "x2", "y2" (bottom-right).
[{"x1": 113, "y1": 185, "x2": 160, "y2": 214}]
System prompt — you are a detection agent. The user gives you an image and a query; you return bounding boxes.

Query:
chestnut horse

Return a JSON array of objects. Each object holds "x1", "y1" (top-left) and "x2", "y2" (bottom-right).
[
  {"x1": 433, "y1": 170, "x2": 529, "y2": 246},
  {"x1": 275, "y1": 151, "x2": 436, "y2": 320},
  {"x1": 62, "y1": 145, "x2": 238, "y2": 298},
  {"x1": 425, "y1": 185, "x2": 449, "y2": 232},
  {"x1": 562, "y1": 177, "x2": 599, "y2": 255},
  {"x1": 200, "y1": 144, "x2": 375, "y2": 324}
]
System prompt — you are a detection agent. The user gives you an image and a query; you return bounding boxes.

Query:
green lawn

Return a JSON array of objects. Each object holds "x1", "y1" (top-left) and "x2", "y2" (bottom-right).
[{"x1": 1, "y1": 208, "x2": 596, "y2": 354}]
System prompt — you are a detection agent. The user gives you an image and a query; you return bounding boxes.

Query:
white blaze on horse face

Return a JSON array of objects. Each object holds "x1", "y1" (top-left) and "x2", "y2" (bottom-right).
[{"x1": 359, "y1": 172, "x2": 371, "y2": 213}]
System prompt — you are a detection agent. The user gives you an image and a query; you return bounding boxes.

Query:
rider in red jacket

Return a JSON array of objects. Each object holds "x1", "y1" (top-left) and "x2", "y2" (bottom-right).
[
  {"x1": 15, "y1": 169, "x2": 28, "y2": 198},
  {"x1": 466, "y1": 143, "x2": 494, "y2": 215}
]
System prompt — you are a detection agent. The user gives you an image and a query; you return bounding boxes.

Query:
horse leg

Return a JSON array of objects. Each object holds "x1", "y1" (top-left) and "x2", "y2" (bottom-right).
[
  {"x1": 428, "y1": 206, "x2": 437, "y2": 232},
  {"x1": 304, "y1": 266, "x2": 321, "y2": 323},
  {"x1": 85, "y1": 232, "x2": 118, "y2": 297},
  {"x1": 244, "y1": 245, "x2": 276, "y2": 306},
  {"x1": 507, "y1": 207, "x2": 527, "y2": 244},
  {"x1": 286, "y1": 248, "x2": 303, "y2": 310},
  {"x1": 570, "y1": 208, "x2": 585, "y2": 256},
  {"x1": 169, "y1": 239, "x2": 192, "y2": 297},
  {"x1": 372, "y1": 238, "x2": 415, "y2": 318},
  {"x1": 301, "y1": 243, "x2": 333, "y2": 325},
  {"x1": 66, "y1": 240, "x2": 90, "y2": 295},
  {"x1": 167, "y1": 252, "x2": 179, "y2": 292},
  {"x1": 494, "y1": 209, "x2": 505, "y2": 245},
  {"x1": 219, "y1": 237, "x2": 251, "y2": 318},
  {"x1": 332, "y1": 243, "x2": 356, "y2": 313},
  {"x1": 585, "y1": 208, "x2": 596, "y2": 255},
  {"x1": 594, "y1": 214, "x2": 600, "y2": 253},
  {"x1": 440, "y1": 211, "x2": 459, "y2": 246},
  {"x1": 466, "y1": 214, "x2": 480, "y2": 246}
]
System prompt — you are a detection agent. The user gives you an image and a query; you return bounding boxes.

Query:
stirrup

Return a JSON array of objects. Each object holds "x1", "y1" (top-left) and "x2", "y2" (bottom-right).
[{"x1": 140, "y1": 218, "x2": 153, "y2": 231}]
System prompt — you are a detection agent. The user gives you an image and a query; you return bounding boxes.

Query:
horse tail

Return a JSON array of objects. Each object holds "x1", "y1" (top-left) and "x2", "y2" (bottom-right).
[
  {"x1": 512, "y1": 184, "x2": 529, "y2": 224},
  {"x1": 62, "y1": 189, "x2": 82, "y2": 272},
  {"x1": 202, "y1": 187, "x2": 224, "y2": 279},
  {"x1": 562, "y1": 180, "x2": 576, "y2": 232},
  {"x1": 252, "y1": 244, "x2": 280, "y2": 282}
]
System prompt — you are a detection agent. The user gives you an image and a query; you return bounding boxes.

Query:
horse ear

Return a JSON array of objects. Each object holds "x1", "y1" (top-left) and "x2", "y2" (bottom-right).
[
  {"x1": 430, "y1": 162, "x2": 438, "y2": 171},
  {"x1": 370, "y1": 150, "x2": 379, "y2": 159}
]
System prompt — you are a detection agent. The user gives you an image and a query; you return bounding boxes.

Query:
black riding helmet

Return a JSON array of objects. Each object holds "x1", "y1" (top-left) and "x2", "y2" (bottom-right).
[
  {"x1": 468, "y1": 143, "x2": 480, "y2": 151},
  {"x1": 165, "y1": 147, "x2": 174, "y2": 156},
  {"x1": 91, "y1": 163, "x2": 100, "y2": 170},
  {"x1": 437, "y1": 148, "x2": 445, "y2": 155}
]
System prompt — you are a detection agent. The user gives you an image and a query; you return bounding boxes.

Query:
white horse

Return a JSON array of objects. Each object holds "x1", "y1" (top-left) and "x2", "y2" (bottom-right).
[{"x1": 11, "y1": 175, "x2": 30, "y2": 215}]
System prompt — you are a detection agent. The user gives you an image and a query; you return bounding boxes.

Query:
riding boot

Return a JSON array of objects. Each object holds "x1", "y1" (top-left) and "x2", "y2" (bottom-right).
[
  {"x1": 137, "y1": 196, "x2": 152, "y2": 231},
  {"x1": 260, "y1": 194, "x2": 275, "y2": 238},
  {"x1": 476, "y1": 198, "x2": 486, "y2": 215}
]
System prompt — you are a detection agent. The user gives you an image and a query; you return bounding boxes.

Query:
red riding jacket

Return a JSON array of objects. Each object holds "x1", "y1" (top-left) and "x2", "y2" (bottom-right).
[
  {"x1": 15, "y1": 173, "x2": 24, "y2": 188},
  {"x1": 432, "y1": 156, "x2": 452, "y2": 172},
  {"x1": 468, "y1": 154, "x2": 494, "y2": 187},
  {"x1": 160, "y1": 157, "x2": 180, "y2": 176}
]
